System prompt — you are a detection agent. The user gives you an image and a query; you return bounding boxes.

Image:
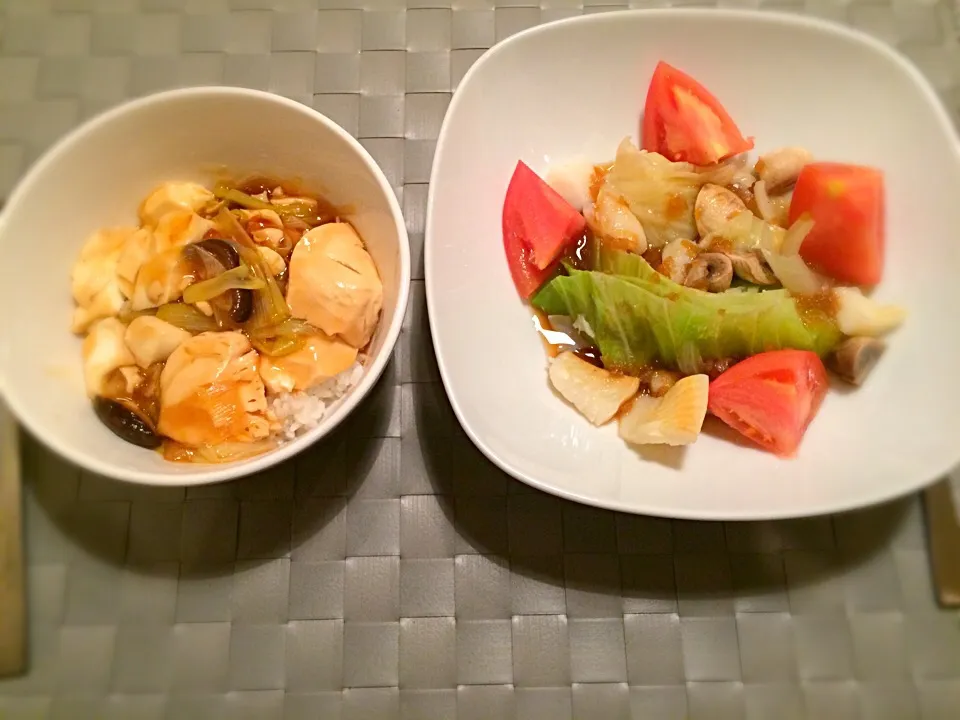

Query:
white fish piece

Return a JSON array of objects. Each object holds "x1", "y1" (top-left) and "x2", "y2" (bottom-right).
[
  {"x1": 115, "y1": 227, "x2": 156, "y2": 299},
  {"x1": 82, "y1": 318, "x2": 136, "y2": 397},
  {"x1": 286, "y1": 222, "x2": 383, "y2": 349},
  {"x1": 152, "y1": 209, "x2": 214, "y2": 252},
  {"x1": 124, "y1": 316, "x2": 192, "y2": 369},
  {"x1": 129, "y1": 247, "x2": 196, "y2": 311},
  {"x1": 139, "y1": 182, "x2": 214, "y2": 227},
  {"x1": 158, "y1": 332, "x2": 272, "y2": 446},
  {"x1": 71, "y1": 227, "x2": 134, "y2": 333}
]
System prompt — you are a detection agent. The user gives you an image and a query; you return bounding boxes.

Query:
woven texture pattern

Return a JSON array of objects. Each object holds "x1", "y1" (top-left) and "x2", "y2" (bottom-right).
[{"x1": 1, "y1": 1, "x2": 960, "y2": 719}]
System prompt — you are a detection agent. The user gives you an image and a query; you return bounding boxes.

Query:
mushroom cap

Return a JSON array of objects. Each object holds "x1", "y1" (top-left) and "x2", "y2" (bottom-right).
[{"x1": 684, "y1": 252, "x2": 733, "y2": 293}]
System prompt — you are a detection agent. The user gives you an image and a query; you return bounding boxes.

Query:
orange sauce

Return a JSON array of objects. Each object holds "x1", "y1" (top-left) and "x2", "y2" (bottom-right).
[
  {"x1": 665, "y1": 193, "x2": 687, "y2": 220},
  {"x1": 589, "y1": 164, "x2": 611, "y2": 202}
]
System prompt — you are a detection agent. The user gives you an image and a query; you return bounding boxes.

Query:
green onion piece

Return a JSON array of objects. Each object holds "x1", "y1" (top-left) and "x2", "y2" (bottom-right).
[
  {"x1": 213, "y1": 183, "x2": 321, "y2": 224},
  {"x1": 118, "y1": 304, "x2": 156, "y2": 324},
  {"x1": 156, "y1": 303, "x2": 219, "y2": 334},
  {"x1": 248, "y1": 318, "x2": 317, "y2": 357},
  {"x1": 183, "y1": 265, "x2": 264, "y2": 304},
  {"x1": 213, "y1": 209, "x2": 292, "y2": 331}
]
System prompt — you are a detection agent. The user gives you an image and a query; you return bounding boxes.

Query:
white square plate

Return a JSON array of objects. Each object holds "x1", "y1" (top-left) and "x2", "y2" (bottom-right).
[{"x1": 426, "y1": 9, "x2": 960, "y2": 519}]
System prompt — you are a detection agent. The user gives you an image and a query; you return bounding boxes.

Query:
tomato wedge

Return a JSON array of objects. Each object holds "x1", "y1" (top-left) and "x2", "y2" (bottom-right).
[
  {"x1": 641, "y1": 61, "x2": 754, "y2": 166},
  {"x1": 502, "y1": 161, "x2": 586, "y2": 298},
  {"x1": 708, "y1": 350, "x2": 828, "y2": 457},
  {"x1": 790, "y1": 162, "x2": 885, "y2": 286}
]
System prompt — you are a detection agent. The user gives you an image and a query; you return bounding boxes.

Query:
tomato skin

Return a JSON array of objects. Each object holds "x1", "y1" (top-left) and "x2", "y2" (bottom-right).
[
  {"x1": 708, "y1": 350, "x2": 828, "y2": 457},
  {"x1": 791, "y1": 162, "x2": 885, "y2": 286},
  {"x1": 502, "y1": 161, "x2": 585, "y2": 298},
  {"x1": 502, "y1": 213, "x2": 558, "y2": 298},
  {"x1": 642, "y1": 61, "x2": 754, "y2": 166}
]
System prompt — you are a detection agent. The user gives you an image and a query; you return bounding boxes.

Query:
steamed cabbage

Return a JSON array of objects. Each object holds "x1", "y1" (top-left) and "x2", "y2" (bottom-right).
[
  {"x1": 603, "y1": 139, "x2": 739, "y2": 249},
  {"x1": 532, "y1": 248, "x2": 841, "y2": 374}
]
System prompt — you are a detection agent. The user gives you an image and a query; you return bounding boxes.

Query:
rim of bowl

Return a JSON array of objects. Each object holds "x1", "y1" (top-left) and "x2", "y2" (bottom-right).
[
  {"x1": 0, "y1": 86, "x2": 411, "y2": 486},
  {"x1": 425, "y1": 8, "x2": 960, "y2": 520}
]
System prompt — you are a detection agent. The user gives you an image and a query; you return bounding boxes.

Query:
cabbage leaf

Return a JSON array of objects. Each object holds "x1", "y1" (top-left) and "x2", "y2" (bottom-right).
[{"x1": 532, "y1": 248, "x2": 841, "y2": 374}]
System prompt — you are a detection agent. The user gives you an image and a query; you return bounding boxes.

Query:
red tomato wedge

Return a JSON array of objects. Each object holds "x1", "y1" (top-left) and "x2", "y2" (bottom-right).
[
  {"x1": 708, "y1": 350, "x2": 828, "y2": 457},
  {"x1": 641, "y1": 61, "x2": 754, "y2": 166},
  {"x1": 502, "y1": 161, "x2": 586, "y2": 298},
  {"x1": 790, "y1": 162, "x2": 885, "y2": 286}
]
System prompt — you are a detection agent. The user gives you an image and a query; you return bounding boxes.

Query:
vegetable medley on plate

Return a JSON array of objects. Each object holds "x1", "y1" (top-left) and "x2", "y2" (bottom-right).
[
  {"x1": 72, "y1": 179, "x2": 383, "y2": 463},
  {"x1": 503, "y1": 61, "x2": 905, "y2": 457}
]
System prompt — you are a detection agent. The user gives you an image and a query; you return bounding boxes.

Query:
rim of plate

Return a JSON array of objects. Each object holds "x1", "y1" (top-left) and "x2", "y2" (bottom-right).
[
  {"x1": 0, "y1": 86, "x2": 411, "y2": 486},
  {"x1": 424, "y1": 8, "x2": 960, "y2": 520}
]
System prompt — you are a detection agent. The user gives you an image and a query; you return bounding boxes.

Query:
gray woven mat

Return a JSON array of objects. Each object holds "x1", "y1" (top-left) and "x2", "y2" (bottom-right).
[{"x1": 1, "y1": 2, "x2": 960, "y2": 719}]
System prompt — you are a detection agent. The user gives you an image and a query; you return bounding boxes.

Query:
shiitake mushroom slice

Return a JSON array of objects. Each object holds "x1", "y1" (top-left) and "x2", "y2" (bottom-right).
[
  {"x1": 183, "y1": 238, "x2": 253, "y2": 324},
  {"x1": 93, "y1": 396, "x2": 162, "y2": 449}
]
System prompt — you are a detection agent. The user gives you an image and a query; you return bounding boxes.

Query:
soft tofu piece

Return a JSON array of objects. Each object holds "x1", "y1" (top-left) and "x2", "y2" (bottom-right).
[
  {"x1": 124, "y1": 316, "x2": 192, "y2": 368},
  {"x1": 258, "y1": 332, "x2": 358, "y2": 394},
  {"x1": 158, "y1": 332, "x2": 271, "y2": 446},
  {"x1": 286, "y1": 222, "x2": 383, "y2": 349},
  {"x1": 547, "y1": 352, "x2": 639, "y2": 426},
  {"x1": 71, "y1": 227, "x2": 134, "y2": 333},
  {"x1": 139, "y1": 182, "x2": 214, "y2": 227},
  {"x1": 618, "y1": 374, "x2": 709, "y2": 446},
  {"x1": 130, "y1": 246, "x2": 196, "y2": 310},
  {"x1": 82, "y1": 318, "x2": 136, "y2": 397}
]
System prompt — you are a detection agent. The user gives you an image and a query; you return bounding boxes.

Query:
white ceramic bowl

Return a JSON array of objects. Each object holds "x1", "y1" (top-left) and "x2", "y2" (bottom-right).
[
  {"x1": 426, "y1": 10, "x2": 960, "y2": 520},
  {"x1": 0, "y1": 87, "x2": 410, "y2": 486}
]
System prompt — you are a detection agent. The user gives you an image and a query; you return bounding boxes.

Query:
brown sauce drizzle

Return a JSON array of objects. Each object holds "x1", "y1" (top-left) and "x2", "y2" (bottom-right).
[{"x1": 532, "y1": 310, "x2": 602, "y2": 367}]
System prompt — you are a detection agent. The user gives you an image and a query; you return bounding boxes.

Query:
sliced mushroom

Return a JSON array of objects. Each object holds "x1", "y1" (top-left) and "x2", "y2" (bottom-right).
[
  {"x1": 754, "y1": 147, "x2": 813, "y2": 194},
  {"x1": 694, "y1": 184, "x2": 748, "y2": 239},
  {"x1": 729, "y1": 252, "x2": 778, "y2": 285},
  {"x1": 183, "y1": 238, "x2": 253, "y2": 324},
  {"x1": 93, "y1": 396, "x2": 162, "y2": 449},
  {"x1": 827, "y1": 337, "x2": 885, "y2": 386},
  {"x1": 684, "y1": 253, "x2": 733, "y2": 292}
]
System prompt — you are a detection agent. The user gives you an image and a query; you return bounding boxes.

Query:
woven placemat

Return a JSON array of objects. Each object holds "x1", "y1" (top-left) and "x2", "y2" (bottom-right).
[{"x1": 1, "y1": 2, "x2": 959, "y2": 719}]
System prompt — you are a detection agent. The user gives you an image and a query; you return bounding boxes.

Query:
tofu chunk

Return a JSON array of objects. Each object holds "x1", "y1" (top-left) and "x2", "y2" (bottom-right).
[
  {"x1": 258, "y1": 332, "x2": 358, "y2": 394},
  {"x1": 286, "y1": 223, "x2": 383, "y2": 348}
]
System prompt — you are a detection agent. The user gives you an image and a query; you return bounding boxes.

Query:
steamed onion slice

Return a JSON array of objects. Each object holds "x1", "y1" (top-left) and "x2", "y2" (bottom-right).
[
  {"x1": 182, "y1": 265, "x2": 264, "y2": 304},
  {"x1": 548, "y1": 352, "x2": 639, "y2": 426},
  {"x1": 617, "y1": 374, "x2": 709, "y2": 446},
  {"x1": 213, "y1": 209, "x2": 291, "y2": 331}
]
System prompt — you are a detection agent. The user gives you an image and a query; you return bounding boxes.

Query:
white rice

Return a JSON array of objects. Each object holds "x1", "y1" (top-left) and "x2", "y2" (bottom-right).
[{"x1": 268, "y1": 357, "x2": 366, "y2": 440}]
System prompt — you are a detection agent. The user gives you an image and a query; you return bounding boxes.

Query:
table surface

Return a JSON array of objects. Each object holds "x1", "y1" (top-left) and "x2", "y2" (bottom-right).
[{"x1": 1, "y1": 1, "x2": 960, "y2": 719}]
